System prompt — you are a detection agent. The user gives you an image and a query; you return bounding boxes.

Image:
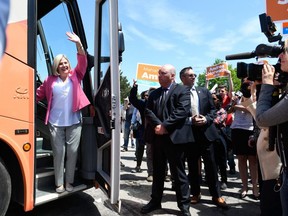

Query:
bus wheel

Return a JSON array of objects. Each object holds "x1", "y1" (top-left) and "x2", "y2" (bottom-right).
[{"x1": 0, "y1": 159, "x2": 11, "y2": 216}]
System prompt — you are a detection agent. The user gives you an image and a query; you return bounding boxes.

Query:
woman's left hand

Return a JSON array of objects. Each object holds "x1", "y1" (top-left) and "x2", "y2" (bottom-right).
[{"x1": 262, "y1": 64, "x2": 275, "y2": 85}]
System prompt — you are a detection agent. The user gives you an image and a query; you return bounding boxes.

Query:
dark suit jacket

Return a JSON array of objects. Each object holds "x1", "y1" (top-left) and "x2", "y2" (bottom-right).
[
  {"x1": 192, "y1": 86, "x2": 219, "y2": 142},
  {"x1": 145, "y1": 83, "x2": 194, "y2": 144},
  {"x1": 129, "y1": 85, "x2": 146, "y2": 125}
]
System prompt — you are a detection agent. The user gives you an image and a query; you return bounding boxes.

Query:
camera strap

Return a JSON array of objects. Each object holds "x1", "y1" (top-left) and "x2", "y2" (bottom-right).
[
  {"x1": 274, "y1": 165, "x2": 283, "y2": 192},
  {"x1": 274, "y1": 122, "x2": 286, "y2": 193},
  {"x1": 276, "y1": 124, "x2": 287, "y2": 169}
]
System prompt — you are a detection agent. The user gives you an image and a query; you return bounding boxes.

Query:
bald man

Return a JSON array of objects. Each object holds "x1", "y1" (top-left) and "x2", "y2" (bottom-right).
[{"x1": 141, "y1": 64, "x2": 192, "y2": 216}]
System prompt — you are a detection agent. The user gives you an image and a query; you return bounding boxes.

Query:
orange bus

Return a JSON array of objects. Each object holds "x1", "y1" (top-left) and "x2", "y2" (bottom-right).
[{"x1": 0, "y1": 0, "x2": 123, "y2": 215}]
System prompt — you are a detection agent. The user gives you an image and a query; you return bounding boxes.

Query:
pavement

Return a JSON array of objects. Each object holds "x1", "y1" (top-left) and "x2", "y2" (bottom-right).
[
  {"x1": 4, "y1": 140, "x2": 261, "y2": 216},
  {"x1": 118, "y1": 143, "x2": 261, "y2": 216}
]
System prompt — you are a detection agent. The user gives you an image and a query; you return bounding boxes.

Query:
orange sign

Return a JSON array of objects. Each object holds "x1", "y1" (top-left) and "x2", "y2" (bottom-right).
[
  {"x1": 136, "y1": 63, "x2": 161, "y2": 87},
  {"x1": 266, "y1": 0, "x2": 288, "y2": 21},
  {"x1": 206, "y1": 63, "x2": 228, "y2": 80}
]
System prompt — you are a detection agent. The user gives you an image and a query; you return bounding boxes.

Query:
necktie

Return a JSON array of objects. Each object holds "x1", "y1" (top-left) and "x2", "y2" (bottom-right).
[
  {"x1": 159, "y1": 88, "x2": 167, "y2": 108},
  {"x1": 158, "y1": 88, "x2": 167, "y2": 117},
  {"x1": 191, "y1": 88, "x2": 199, "y2": 116}
]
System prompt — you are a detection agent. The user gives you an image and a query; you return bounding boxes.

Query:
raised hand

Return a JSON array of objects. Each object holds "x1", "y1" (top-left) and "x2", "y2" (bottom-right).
[
  {"x1": 133, "y1": 79, "x2": 138, "y2": 87},
  {"x1": 66, "y1": 32, "x2": 81, "y2": 44},
  {"x1": 66, "y1": 32, "x2": 85, "y2": 54}
]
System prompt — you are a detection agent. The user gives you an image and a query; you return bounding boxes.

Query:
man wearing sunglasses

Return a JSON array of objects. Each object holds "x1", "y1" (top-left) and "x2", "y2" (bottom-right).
[{"x1": 180, "y1": 66, "x2": 228, "y2": 209}]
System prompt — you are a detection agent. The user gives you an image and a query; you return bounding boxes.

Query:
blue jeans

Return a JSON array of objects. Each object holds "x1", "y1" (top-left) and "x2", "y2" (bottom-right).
[
  {"x1": 280, "y1": 169, "x2": 288, "y2": 215},
  {"x1": 123, "y1": 122, "x2": 133, "y2": 148},
  {"x1": 224, "y1": 126, "x2": 235, "y2": 170}
]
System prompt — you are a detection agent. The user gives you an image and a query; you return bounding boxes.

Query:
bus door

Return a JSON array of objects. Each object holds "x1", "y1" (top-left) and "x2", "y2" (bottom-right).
[
  {"x1": 90, "y1": 0, "x2": 123, "y2": 210},
  {"x1": 35, "y1": 0, "x2": 93, "y2": 205}
]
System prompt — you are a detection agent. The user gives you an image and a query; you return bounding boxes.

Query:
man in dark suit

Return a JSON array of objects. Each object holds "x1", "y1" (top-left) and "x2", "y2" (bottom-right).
[
  {"x1": 179, "y1": 66, "x2": 228, "y2": 209},
  {"x1": 141, "y1": 64, "x2": 192, "y2": 216}
]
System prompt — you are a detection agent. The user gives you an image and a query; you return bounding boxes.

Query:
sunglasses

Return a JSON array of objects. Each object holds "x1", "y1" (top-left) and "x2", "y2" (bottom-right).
[{"x1": 186, "y1": 74, "x2": 197, "y2": 78}]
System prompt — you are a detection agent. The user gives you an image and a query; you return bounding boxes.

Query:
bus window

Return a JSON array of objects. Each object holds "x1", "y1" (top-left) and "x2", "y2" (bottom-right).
[
  {"x1": 99, "y1": 1, "x2": 110, "y2": 82},
  {"x1": 36, "y1": 3, "x2": 75, "y2": 83},
  {"x1": 35, "y1": 1, "x2": 79, "y2": 172},
  {"x1": 78, "y1": 0, "x2": 95, "y2": 90}
]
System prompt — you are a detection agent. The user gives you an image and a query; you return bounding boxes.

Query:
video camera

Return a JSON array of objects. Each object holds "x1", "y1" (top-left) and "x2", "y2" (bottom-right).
[
  {"x1": 236, "y1": 61, "x2": 288, "y2": 83},
  {"x1": 225, "y1": 13, "x2": 287, "y2": 83}
]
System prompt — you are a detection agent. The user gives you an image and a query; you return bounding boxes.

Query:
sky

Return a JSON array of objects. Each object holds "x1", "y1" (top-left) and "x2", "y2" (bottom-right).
[{"x1": 118, "y1": 0, "x2": 287, "y2": 93}]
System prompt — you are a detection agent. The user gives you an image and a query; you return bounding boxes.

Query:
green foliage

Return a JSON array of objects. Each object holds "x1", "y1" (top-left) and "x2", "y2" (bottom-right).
[
  {"x1": 120, "y1": 70, "x2": 132, "y2": 104},
  {"x1": 196, "y1": 59, "x2": 241, "y2": 92}
]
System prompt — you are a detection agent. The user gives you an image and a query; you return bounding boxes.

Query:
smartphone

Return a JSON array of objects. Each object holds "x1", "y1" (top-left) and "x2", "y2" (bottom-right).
[{"x1": 235, "y1": 91, "x2": 243, "y2": 98}]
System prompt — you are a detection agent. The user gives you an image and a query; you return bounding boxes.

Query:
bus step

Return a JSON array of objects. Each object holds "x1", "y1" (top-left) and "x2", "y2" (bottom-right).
[
  {"x1": 36, "y1": 168, "x2": 55, "y2": 189},
  {"x1": 35, "y1": 183, "x2": 88, "y2": 206},
  {"x1": 36, "y1": 151, "x2": 53, "y2": 169}
]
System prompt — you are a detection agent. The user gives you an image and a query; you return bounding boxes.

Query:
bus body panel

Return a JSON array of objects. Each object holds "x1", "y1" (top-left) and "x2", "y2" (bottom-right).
[
  {"x1": 0, "y1": 51, "x2": 34, "y2": 123},
  {"x1": 9, "y1": 0, "x2": 28, "y2": 24},
  {"x1": 7, "y1": 0, "x2": 28, "y2": 64},
  {"x1": 0, "y1": 120, "x2": 35, "y2": 211},
  {"x1": 0, "y1": 53, "x2": 35, "y2": 211}
]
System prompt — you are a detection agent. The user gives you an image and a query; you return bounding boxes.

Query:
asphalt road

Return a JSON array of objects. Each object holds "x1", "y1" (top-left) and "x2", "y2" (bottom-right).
[
  {"x1": 6, "y1": 144, "x2": 261, "y2": 216},
  {"x1": 119, "y1": 146, "x2": 261, "y2": 216}
]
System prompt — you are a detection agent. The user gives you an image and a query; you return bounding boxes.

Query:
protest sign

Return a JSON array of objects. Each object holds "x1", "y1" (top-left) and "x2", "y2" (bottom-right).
[
  {"x1": 266, "y1": 0, "x2": 288, "y2": 22},
  {"x1": 136, "y1": 63, "x2": 161, "y2": 87},
  {"x1": 206, "y1": 62, "x2": 228, "y2": 80}
]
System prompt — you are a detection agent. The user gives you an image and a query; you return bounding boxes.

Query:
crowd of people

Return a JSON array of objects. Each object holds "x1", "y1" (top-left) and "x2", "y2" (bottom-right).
[
  {"x1": 120, "y1": 38, "x2": 288, "y2": 216},
  {"x1": 34, "y1": 29, "x2": 287, "y2": 215}
]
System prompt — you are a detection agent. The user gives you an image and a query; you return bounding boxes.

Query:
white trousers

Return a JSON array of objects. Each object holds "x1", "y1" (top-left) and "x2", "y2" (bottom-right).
[{"x1": 49, "y1": 122, "x2": 82, "y2": 186}]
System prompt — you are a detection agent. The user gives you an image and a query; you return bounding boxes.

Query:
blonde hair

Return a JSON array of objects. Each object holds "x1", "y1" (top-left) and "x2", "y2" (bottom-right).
[{"x1": 52, "y1": 54, "x2": 71, "y2": 76}]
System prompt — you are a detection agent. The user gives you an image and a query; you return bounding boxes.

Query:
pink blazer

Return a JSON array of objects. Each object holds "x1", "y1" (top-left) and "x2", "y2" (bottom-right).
[{"x1": 36, "y1": 54, "x2": 90, "y2": 125}]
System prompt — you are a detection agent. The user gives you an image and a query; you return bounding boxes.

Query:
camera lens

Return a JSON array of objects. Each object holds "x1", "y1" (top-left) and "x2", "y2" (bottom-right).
[{"x1": 237, "y1": 62, "x2": 248, "y2": 79}]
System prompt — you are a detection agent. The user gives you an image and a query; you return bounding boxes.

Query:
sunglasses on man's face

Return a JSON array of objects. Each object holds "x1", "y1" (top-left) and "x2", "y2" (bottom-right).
[{"x1": 186, "y1": 74, "x2": 197, "y2": 78}]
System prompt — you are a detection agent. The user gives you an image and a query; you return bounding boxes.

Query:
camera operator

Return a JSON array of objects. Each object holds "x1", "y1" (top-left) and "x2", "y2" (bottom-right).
[
  {"x1": 256, "y1": 38, "x2": 288, "y2": 216},
  {"x1": 242, "y1": 80, "x2": 282, "y2": 216}
]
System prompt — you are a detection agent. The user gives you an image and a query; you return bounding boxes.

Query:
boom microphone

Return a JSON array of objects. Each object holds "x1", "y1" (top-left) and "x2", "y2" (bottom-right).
[
  {"x1": 255, "y1": 44, "x2": 283, "y2": 58},
  {"x1": 225, "y1": 52, "x2": 256, "y2": 60}
]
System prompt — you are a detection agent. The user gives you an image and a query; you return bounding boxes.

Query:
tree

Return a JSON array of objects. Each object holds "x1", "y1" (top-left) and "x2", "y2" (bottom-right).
[
  {"x1": 120, "y1": 70, "x2": 132, "y2": 104},
  {"x1": 196, "y1": 59, "x2": 241, "y2": 92}
]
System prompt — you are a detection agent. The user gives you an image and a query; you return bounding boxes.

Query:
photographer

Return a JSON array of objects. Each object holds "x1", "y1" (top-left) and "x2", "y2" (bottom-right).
[
  {"x1": 256, "y1": 38, "x2": 288, "y2": 216},
  {"x1": 241, "y1": 81, "x2": 282, "y2": 216}
]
